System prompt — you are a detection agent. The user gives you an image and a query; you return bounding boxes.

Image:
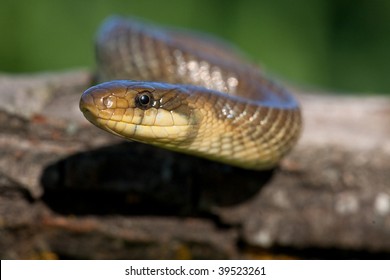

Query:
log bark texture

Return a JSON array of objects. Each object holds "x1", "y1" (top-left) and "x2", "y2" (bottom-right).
[{"x1": 0, "y1": 70, "x2": 389, "y2": 259}]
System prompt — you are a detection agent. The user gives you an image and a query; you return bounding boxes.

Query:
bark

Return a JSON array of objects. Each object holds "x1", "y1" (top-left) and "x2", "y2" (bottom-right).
[{"x1": 0, "y1": 70, "x2": 389, "y2": 259}]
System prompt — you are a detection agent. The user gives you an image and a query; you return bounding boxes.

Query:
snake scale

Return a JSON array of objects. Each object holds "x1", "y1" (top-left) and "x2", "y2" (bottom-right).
[{"x1": 80, "y1": 16, "x2": 302, "y2": 170}]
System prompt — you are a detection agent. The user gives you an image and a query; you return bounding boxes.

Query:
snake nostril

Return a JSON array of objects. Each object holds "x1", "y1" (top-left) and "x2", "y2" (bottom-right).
[{"x1": 103, "y1": 96, "x2": 115, "y2": 108}]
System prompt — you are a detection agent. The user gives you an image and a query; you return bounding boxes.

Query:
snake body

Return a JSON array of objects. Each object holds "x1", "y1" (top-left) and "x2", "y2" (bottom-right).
[{"x1": 80, "y1": 16, "x2": 302, "y2": 170}]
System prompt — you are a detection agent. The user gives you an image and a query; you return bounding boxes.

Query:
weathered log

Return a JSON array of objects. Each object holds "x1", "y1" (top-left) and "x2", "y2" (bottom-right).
[{"x1": 0, "y1": 70, "x2": 389, "y2": 259}]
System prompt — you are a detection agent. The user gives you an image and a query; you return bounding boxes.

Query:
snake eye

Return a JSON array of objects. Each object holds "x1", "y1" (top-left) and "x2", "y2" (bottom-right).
[{"x1": 136, "y1": 91, "x2": 154, "y2": 109}]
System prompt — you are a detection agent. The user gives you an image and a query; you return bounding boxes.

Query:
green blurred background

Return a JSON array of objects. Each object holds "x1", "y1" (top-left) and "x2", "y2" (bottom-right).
[{"x1": 1, "y1": 0, "x2": 389, "y2": 93}]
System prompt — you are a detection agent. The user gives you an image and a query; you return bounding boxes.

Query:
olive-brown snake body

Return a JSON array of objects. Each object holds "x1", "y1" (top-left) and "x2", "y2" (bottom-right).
[{"x1": 80, "y1": 17, "x2": 302, "y2": 170}]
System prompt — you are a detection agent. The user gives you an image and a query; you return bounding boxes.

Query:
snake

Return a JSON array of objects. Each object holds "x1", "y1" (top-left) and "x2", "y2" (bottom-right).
[{"x1": 80, "y1": 16, "x2": 302, "y2": 170}]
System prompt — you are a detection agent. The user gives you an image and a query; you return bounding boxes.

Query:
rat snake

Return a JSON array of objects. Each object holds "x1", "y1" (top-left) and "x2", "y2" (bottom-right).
[{"x1": 80, "y1": 16, "x2": 302, "y2": 170}]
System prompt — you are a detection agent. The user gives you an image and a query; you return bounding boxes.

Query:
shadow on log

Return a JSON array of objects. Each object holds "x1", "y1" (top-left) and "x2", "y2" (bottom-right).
[{"x1": 41, "y1": 142, "x2": 274, "y2": 216}]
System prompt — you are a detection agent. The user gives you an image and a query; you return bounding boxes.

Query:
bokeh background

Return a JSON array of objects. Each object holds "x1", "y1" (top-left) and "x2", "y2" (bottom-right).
[{"x1": 1, "y1": 0, "x2": 389, "y2": 93}]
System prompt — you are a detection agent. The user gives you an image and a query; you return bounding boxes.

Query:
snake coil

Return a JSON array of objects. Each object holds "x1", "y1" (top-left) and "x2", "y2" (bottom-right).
[{"x1": 80, "y1": 16, "x2": 302, "y2": 170}]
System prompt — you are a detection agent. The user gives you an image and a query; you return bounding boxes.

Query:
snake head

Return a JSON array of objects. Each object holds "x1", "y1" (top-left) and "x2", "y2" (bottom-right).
[{"x1": 80, "y1": 80, "x2": 200, "y2": 145}]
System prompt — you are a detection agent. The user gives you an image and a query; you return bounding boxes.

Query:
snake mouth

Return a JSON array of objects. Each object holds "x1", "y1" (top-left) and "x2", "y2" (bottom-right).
[{"x1": 79, "y1": 91, "x2": 101, "y2": 126}]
